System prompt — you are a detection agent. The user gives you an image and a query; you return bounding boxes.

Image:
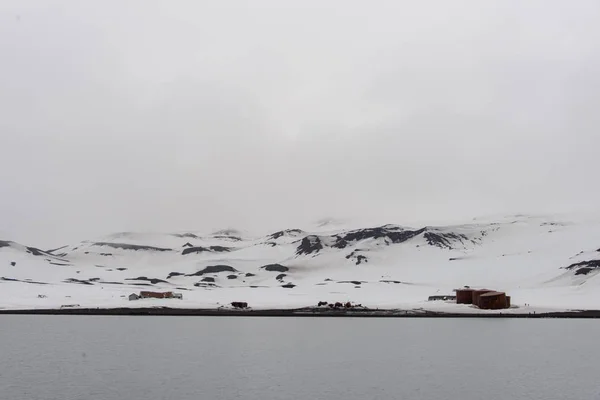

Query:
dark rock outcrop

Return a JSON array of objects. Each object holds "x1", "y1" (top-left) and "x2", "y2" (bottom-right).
[
  {"x1": 275, "y1": 273, "x2": 286, "y2": 281},
  {"x1": 261, "y1": 264, "x2": 289, "y2": 272},
  {"x1": 209, "y1": 246, "x2": 231, "y2": 252},
  {"x1": 227, "y1": 275, "x2": 238, "y2": 280},
  {"x1": 64, "y1": 278, "x2": 94, "y2": 285},
  {"x1": 49, "y1": 262, "x2": 71, "y2": 266},
  {"x1": 194, "y1": 282, "x2": 218, "y2": 288},
  {"x1": 201, "y1": 277, "x2": 215, "y2": 282},
  {"x1": 282, "y1": 283, "x2": 296, "y2": 288},
  {"x1": 92, "y1": 242, "x2": 172, "y2": 252},
  {"x1": 186, "y1": 265, "x2": 237, "y2": 276},
  {"x1": 231, "y1": 301, "x2": 248, "y2": 308},
  {"x1": 212, "y1": 235, "x2": 242, "y2": 241},
  {"x1": 181, "y1": 246, "x2": 210, "y2": 255},
  {"x1": 296, "y1": 236, "x2": 323, "y2": 255},
  {"x1": 46, "y1": 245, "x2": 68, "y2": 254},
  {"x1": 167, "y1": 272, "x2": 183, "y2": 279},
  {"x1": 332, "y1": 226, "x2": 426, "y2": 248},
  {"x1": 126, "y1": 276, "x2": 168, "y2": 284},
  {"x1": 2, "y1": 277, "x2": 47, "y2": 285},
  {"x1": 424, "y1": 232, "x2": 468, "y2": 250},
  {"x1": 565, "y1": 260, "x2": 600, "y2": 275},
  {"x1": 182, "y1": 246, "x2": 231, "y2": 255},
  {"x1": 245, "y1": 273, "x2": 256, "y2": 277},
  {"x1": 346, "y1": 250, "x2": 368, "y2": 265},
  {"x1": 172, "y1": 233, "x2": 200, "y2": 239},
  {"x1": 268, "y1": 229, "x2": 304, "y2": 240}
]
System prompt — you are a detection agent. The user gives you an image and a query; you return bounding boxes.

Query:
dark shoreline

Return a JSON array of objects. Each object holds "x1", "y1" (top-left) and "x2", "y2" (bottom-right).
[{"x1": 1, "y1": 307, "x2": 600, "y2": 318}]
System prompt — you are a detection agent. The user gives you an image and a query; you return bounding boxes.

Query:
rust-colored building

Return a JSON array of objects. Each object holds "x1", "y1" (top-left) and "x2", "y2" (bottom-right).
[
  {"x1": 478, "y1": 292, "x2": 507, "y2": 310},
  {"x1": 456, "y1": 288, "x2": 475, "y2": 304},
  {"x1": 472, "y1": 289, "x2": 494, "y2": 306},
  {"x1": 454, "y1": 287, "x2": 511, "y2": 309}
]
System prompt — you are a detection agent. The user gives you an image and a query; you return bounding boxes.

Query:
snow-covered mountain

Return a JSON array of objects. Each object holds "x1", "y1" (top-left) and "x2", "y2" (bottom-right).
[{"x1": 2, "y1": 214, "x2": 600, "y2": 312}]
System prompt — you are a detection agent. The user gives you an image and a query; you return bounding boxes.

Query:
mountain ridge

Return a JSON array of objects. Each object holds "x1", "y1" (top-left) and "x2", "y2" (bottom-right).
[{"x1": 2, "y1": 214, "x2": 600, "y2": 311}]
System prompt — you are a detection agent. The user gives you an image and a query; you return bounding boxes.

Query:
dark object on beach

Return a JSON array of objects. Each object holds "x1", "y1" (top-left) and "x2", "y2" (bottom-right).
[
  {"x1": 318, "y1": 301, "x2": 328, "y2": 307},
  {"x1": 10, "y1": 261, "x2": 16, "y2": 266},
  {"x1": 231, "y1": 301, "x2": 248, "y2": 309}
]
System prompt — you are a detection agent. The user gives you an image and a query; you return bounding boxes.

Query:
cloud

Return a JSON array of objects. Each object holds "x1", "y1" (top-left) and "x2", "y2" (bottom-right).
[{"x1": 1, "y1": 0, "x2": 599, "y2": 246}]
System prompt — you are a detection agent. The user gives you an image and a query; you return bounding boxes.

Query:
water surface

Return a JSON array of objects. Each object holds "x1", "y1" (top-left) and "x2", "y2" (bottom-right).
[{"x1": 1, "y1": 316, "x2": 598, "y2": 400}]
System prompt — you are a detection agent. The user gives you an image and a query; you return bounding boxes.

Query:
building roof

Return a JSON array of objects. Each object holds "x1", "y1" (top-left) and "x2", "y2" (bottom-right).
[{"x1": 480, "y1": 291, "x2": 505, "y2": 297}]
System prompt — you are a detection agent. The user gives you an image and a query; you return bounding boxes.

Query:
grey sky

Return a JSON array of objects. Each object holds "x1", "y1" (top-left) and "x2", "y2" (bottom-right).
[{"x1": 1, "y1": 1, "x2": 599, "y2": 246}]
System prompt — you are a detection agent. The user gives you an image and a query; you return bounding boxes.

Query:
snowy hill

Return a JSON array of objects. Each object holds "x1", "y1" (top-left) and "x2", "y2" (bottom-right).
[{"x1": 2, "y1": 214, "x2": 600, "y2": 312}]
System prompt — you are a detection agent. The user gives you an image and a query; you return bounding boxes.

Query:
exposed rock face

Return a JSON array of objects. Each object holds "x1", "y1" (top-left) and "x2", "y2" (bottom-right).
[
  {"x1": 64, "y1": 278, "x2": 94, "y2": 285},
  {"x1": 275, "y1": 274, "x2": 286, "y2": 281},
  {"x1": 333, "y1": 226, "x2": 426, "y2": 248},
  {"x1": 2, "y1": 277, "x2": 47, "y2": 285},
  {"x1": 268, "y1": 229, "x2": 304, "y2": 240},
  {"x1": 212, "y1": 235, "x2": 242, "y2": 241},
  {"x1": 565, "y1": 260, "x2": 600, "y2": 275},
  {"x1": 423, "y1": 232, "x2": 469, "y2": 250},
  {"x1": 296, "y1": 236, "x2": 323, "y2": 255},
  {"x1": 296, "y1": 226, "x2": 433, "y2": 257},
  {"x1": 182, "y1": 246, "x2": 231, "y2": 255},
  {"x1": 261, "y1": 264, "x2": 289, "y2": 272},
  {"x1": 346, "y1": 250, "x2": 368, "y2": 265},
  {"x1": 195, "y1": 282, "x2": 218, "y2": 288},
  {"x1": 126, "y1": 276, "x2": 168, "y2": 284},
  {"x1": 172, "y1": 233, "x2": 200, "y2": 239},
  {"x1": 186, "y1": 265, "x2": 237, "y2": 276},
  {"x1": 201, "y1": 277, "x2": 215, "y2": 282},
  {"x1": 92, "y1": 242, "x2": 172, "y2": 252}
]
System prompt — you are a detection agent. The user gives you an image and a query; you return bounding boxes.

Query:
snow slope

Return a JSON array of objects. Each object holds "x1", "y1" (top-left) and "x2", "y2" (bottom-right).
[{"x1": 2, "y1": 214, "x2": 600, "y2": 312}]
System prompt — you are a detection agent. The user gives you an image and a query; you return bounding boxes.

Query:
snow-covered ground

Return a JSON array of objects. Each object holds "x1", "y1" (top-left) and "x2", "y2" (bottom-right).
[{"x1": 1, "y1": 214, "x2": 600, "y2": 312}]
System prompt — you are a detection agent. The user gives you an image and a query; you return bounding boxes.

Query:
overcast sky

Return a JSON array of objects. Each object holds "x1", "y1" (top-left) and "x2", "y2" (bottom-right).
[{"x1": 1, "y1": 1, "x2": 599, "y2": 246}]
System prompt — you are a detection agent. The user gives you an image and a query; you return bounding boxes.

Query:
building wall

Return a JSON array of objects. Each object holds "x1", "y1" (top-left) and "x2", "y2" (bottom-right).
[
  {"x1": 456, "y1": 289, "x2": 474, "y2": 304},
  {"x1": 472, "y1": 289, "x2": 494, "y2": 306},
  {"x1": 479, "y1": 292, "x2": 508, "y2": 309}
]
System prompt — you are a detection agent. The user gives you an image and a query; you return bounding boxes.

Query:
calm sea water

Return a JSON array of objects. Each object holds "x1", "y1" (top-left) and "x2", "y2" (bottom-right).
[{"x1": 1, "y1": 316, "x2": 599, "y2": 400}]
